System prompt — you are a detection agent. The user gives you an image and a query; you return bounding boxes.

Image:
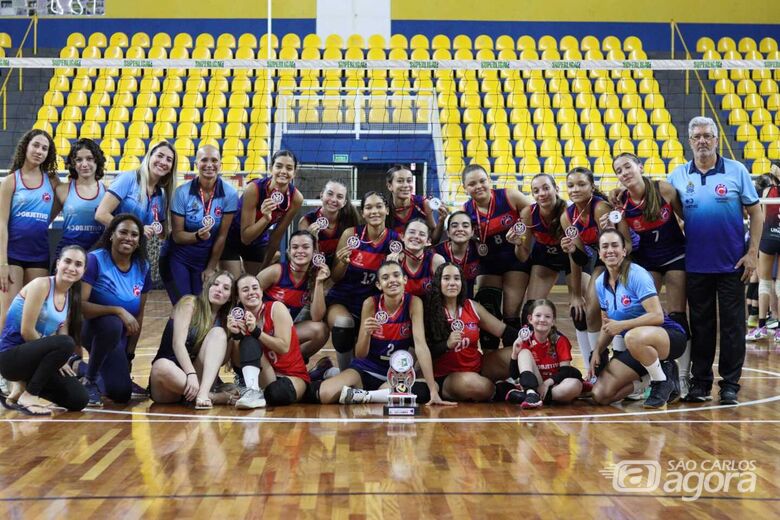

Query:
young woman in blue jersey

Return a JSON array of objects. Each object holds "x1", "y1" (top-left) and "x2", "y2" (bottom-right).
[
  {"x1": 0, "y1": 129, "x2": 59, "y2": 332},
  {"x1": 161, "y1": 145, "x2": 238, "y2": 304},
  {"x1": 560, "y1": 167, "x2": 631, "y2": 369},
  {"x1": 612, "y1": 153, "x2": 690, "y2": 391},
  {"x1": 222, "y1": 150, "x2": 304, "y2": 276},
  {"x1": 53, "y1": 138, "x2": 107, "y2": 259},
  {"x1": 298, "y1": 179, "x2": 360, "y2": 267},
  {"x1": 150, "y1": 270, "x2": 235, "y2": 409},
  {"x1": 257, "y1": 230, "x2": 330, "y2": 361},
  {"x1": 589, "y1": 229, "x2": 687, "y2": 409},
  {"x1": 386, "y1": 165, "x2": 445, "y2": 242},
  {"x1": 506, "y1": 173, "x2": 572, "y2": 300},
  {"x1": 434, "y1": 211, "x2": 481, "y2": 299},
  {"x1": 95, "y1": 141, "x2": 178, "y2": 240},
  {"x1": 314, "y1": 261, "x2": 452, "y2": 406},
  {"x1": 0, "y1": 246, "x2": 88, "y2": 415},
  {"x1": 326, "y1": 191, "x2": 400, "y2": 370},
  {"x1": 460, "y1": 164, "x2": 531, "y2": 379},
  {"x1": 79, "y1": 214, "x2": 152, "y2": 407},
  {"x1": 396, "y1": 219, "x2": 445, "y2": 297}
]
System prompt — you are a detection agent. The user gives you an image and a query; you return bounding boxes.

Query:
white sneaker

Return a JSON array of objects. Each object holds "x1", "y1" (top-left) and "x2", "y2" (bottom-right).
[
  {"x1": 339, "y1": 386, "x2": 371, "y2": 404},
  {"x1": 625, "y1": 375, "x2": 651, "y2": 401},
  {"x1": 746, "y1": 326, "x2": 768, "y2": 341},
  {"x1": 679, "y1": 377, "x2": 690, "y2": 400},
  {"x1": 235, "y1": 387, "x2": 266, "y2": 409},
  {"x1": 0, "y1": 375, "x2": 9, "y2": 397}
]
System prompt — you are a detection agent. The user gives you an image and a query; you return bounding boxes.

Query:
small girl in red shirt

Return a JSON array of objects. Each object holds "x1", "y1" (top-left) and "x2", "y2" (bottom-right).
[{"x1": 511, "y1": 299, "x2": 583, "y2": 409}]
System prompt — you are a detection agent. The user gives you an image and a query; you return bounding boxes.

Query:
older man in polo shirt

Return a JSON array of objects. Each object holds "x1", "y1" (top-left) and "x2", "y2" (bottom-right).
[{"x1": 667, "y1": 116, "x2": 763, "y2": 405}]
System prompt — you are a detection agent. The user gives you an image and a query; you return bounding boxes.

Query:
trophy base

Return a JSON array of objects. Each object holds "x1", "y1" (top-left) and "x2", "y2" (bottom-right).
[{"x1": 384, "y1": 405, "x2": 419, "y2": 416}]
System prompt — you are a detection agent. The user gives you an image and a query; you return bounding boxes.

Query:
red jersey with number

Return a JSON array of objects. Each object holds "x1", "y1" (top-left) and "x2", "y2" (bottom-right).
[
  {"x1": 434, "y1": 299, "x2": 482, "y2": 378},
  {"x1": 518, "y1": 332, "x2": 573, "y2": 380},
  {"x1": 260, "y1": 302, "x2": 310, "y2": 382}
]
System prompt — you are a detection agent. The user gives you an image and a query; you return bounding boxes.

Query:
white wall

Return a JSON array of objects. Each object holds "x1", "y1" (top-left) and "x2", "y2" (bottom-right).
[{"x1": 316, "y1": 0, "x2": 391, "y2": 42}]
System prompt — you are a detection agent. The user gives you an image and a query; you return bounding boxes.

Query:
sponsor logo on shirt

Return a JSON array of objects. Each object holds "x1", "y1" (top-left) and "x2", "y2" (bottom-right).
[
  {"x1": 686, "y1": 181, "x2": 695, "y2": 194},
  {"x1": 621, "y1": 295, "x2": 631, "y2": 306},
  {"x1": 715, "y1": 184, "x2": 728, "y2": 197},
  {"x1": 133, "y1": 284, "x2": 142, "y2": 297},
  {"x1": 500, "y1": 214, "x2": 513, "y2": 227},
  {"x1": 42, "y1": 192, "x2": 51, "y2": 202}
]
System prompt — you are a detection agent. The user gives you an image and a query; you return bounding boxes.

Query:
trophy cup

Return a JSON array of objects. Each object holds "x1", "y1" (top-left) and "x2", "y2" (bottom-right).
[{"x1": 383, "y1": 350, "x2": 419, "y2": 416}]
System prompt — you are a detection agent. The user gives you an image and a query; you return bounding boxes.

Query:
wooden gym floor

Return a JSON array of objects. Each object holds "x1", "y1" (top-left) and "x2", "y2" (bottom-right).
[{"x1": 1, "y1": 290, "x2": 779, "y2": 518}]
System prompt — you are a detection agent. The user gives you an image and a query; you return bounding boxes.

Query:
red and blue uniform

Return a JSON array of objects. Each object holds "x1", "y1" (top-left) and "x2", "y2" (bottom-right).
[
  {"x1": 6, "y1": 170, "x2": 55, "y2": 264},
  {"x1": 56, "y1": 181, "x2": 106, "y2": 257},
  {"x1": 434, "y1": 299, "x2": 483, "y2": 378},
  {"x1": 263, "y1": 263, "x2": 310, "y2": 320},
  {"x1": 435, "y1": 241, "x2": 481, "y2": 298},
  {"x1": 303, "y1": 208, "x2": 343, "y2": 265},
  {"x1": 619, "y1": 185, "x2": 685, "y2": 271},
  {"x1": 517, "y1": 333, "x2": 573, "y2": 380},
  {"x1": 528, "y1": 203, "x2": 569, "y2": 274},
  {"x1": 390, "y1": 194, "x2": 427, "y2": 235},
  {"x1": 351, "y1": 293, "x2": 413, "y2": 377},
  {"x1": 464, "y1": 189, "x2": 529, "y2": 276},
  {"x1": 260, "y1": 302, "x2": 310, "y2": 382},
  {"x1": 326, "y1": 226, "x2": 400, "y2": 318},
  {"x1": 760, "y1": 185, "x2": 780, "y2": 254},
  {"x1": 402, "y1": 249, "x2": 436, "y2": 297}
]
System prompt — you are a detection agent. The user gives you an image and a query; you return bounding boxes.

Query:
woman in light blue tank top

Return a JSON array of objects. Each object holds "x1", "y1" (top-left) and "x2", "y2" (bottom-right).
[
  {"x1": 0, "y1": 129, "x2": 60, "y2": 335},
  {"x1": 0, "y1": 245, "x2": 88, "y2": 415},
  {"x1": 54, "y1": 138, "x2": 107, "y2": 260}
]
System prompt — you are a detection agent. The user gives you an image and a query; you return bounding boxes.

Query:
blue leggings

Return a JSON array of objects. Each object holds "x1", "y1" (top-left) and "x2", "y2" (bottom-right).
[
  {"x1": 82, "y1": 315, "x2": 132, "y2": 403},
  {"x1": 160, "y1": 255, "x2": 204, "y2": 305}
]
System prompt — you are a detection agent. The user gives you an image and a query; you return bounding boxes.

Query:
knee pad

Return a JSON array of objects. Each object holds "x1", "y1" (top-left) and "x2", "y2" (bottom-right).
[
  {"x1": 774, "y1": 279, "x2": 780, "y2": 298},
  {"x1": 265, "y1": 377, "x2": 298, "y2": 406},
  {"x1": 551, "y1": 366, "x2": 583, "y2": 385},
  {"x1": 746, "y1": 282, "x2": 758, "y2": 300},
  {"x1": 239, "y1": 336, "x2": 262, "y2": 366},
  {"x1": 331, "y1": 326, "x2": 356, "y2": 354},
  {"x1": 411, "y1": 381, "x2": 430, "y2": 404},
  {"x1": 759, "y1": 279, "x2": 773, "y2": 297},
  {"x1": 509, "y1": 359, "x2": 520, "y2": 380},
  {"x1": 518, "y1": 371, "x2": 538, "y2": 391},
  {"x1": 668, "y1": 312, "x2": 690, "y2": 339},
  {"x1": 305, "y1": 380, "x2": 322, "y2": 404},
  {"x1": 570, "y1": 307, "x2": 588, "y2": 331}
]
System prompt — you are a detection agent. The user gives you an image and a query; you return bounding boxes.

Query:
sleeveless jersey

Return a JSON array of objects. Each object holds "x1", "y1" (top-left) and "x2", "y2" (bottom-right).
[
  {"x1": 433, "y1": 299, "x2": 483, "y2": 378},
  {"x1": 464, "y1": 189, "x2": 519, "y2": 260},
  {"x1": 434, "y1": 241, "x2": 481, "y2": 298},
  {"x1": 259, "y1": 302, "x2": 310, "y2": 382},
  {"x1": 230, "y1": 176, "x2": 297, "y2": 247},
  {"x1": 0, "y1": 277, "x2": 68, "y2": 352},
  {"x1": 60, "y1": 181, "x2": 106, "y2": 252},
  {"x1": 762, "y1": 185, "x2": 780, "y2": 241},
  {"x1": 82, "y1": 249, "x2": 151, "y2": 316},
  {"x1": 529, "y1": 203, "x2": 562, "y2": 246},
  {"x1": 263, "y1": 263, "x2": 310, "y2": 320},
  {"x1": 327, "y1": 226, "x2": 400, "y2": 310},
  {"x1": 352, "y1": 293, "x2": 414, "y2": 376},
  {"x1": 619, "y1": 185, "x2": 686, "y2": 268},
  {"x1": 390, "y1": 194, "x2": 427, "y2": 235},
  {"x1": 402, "y1": 249, "x2": 436, "y2": 297},
  {"x1": 517, "y1": 332, "x2": 573, "y2": 380},
  {"x1": 303, "y1": 208, "x2": 343, "y2": 262},
  {"x1": 7, "y1": 170, "x2": 54, "y2": 262},
  {"x1": 565, "y1": 196, "x2": 604, "y2": 247}
]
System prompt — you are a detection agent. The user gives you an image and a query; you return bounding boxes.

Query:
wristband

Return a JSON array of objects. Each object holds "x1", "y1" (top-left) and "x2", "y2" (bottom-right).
[
  {"x1": 230, "y1": 332, "x2": 243, "y2": 341},
  {"x1": 186, "y1": 372, "x2": 196, "y2": 377},
  {"x1": 250, "y1": 326, "x2": 262, "y2": 339}
]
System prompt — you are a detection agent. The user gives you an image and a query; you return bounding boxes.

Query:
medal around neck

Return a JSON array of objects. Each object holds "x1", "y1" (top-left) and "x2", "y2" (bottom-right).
[
  {"x1": 384, "y1": 350, "x2": 419, "y2": 416},
  {"x1": 202, "y1": 215, "x2": 215, "y2": 227},
  {"x1": 477, "y1": 243, "x2": 489, "y2": 256}
]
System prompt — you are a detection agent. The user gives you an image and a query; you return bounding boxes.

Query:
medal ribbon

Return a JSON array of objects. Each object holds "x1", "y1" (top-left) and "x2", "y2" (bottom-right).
[{"x1": 473, "y1": 190, "x2": 495, "y2": 247}]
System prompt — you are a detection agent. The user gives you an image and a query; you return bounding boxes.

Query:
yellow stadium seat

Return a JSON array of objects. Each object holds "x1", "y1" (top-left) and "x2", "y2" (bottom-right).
[
  {"x1": 608, "y1": 123, "x2": 630, "y2": 140},
  {"x1": 516, "y1": 156, "x2": 539, "y2": 175},
  {"x1": 720, "y1": 93, "x2": 742, "y2": 110},
  {"x1": 103, "y1": 120, "x2": 126, "y2": 139},
  {"x1": 696, "y1": 37, "x2": 715, "y2": 53},
  {"x1": 564, "y1": 138, "x2": 586, "y2": 157},
  {"x1": 221, "y1": 137, "x2": 244, "y2": 157},
  {"x1": 325, "y1": 34, "x2": 344, "y2": 48},
  {"x1": 575, "y1": 93, "x2": 596, "y2": 110},
  {"x1": 588, "y1": 138, "x2": 610, "y2": 158},
  {"x1": 245, "y1": 154, "x2": 268, "y2": 174},
  {"x1": 598, "y1": 93, "x2": 619, "y2": 110},
  {"x1": 119, "y1": 155, "x2": 141, "y2": 171},
  {"x1": 736, "y1": 123, "x2": 758, "y2": 141},
  {"x1": 591, "y1": 156, "x2": 612, "y2": 175},
  {"x1": 543, "y1": 155, "x2": 565, "y2": 174},
  {"x1": 465, "y1": 123, "x2": 487, "y2": 140},
  {"x1": 625, "y1": 108, "x2": 647, "y2": 125},
  {"x1": 55, "y1": 121, "x2": 78, "y2": 139},
  {"x1": 491, "y1": 138, "x2": 513, "y2": 158},
  {"x1": 654, "y1": 123, "x2": 677, "y2": 141},
  {"x1": 84, "y1": 105, "x2": 106, "y2": 122},
  {"x1": 529, "y1": 92, "x2": 551, "y2": 109},
  {"x1": 431, "y1": 34, "x2": 451, "y2": 50},
  {"x1": 584, "y1": 123, "x2": 606, "y2": 140},
  {"x1": 717, "y1": 37, "x2": 736, "y2": 53},
  {"x1": 200, "y1": 122, "x2": 223, "y2": 139},
  {"x1": 153, "y1": 107, "x2": 176, "y2": 124},
  {"x1": 751, "y1": 157, "x2": 771, "y2": 174},
  {"x1": 131, "y1": 107, "x2": 153, "y2": 123},
  {"x1": 127, "y1": 121, "x2": 149, "y2": 139},
  {"x1": 759, "y1": 79, "x2": 779, "y2": 95},
  {"x1": 661, "y1": 139, "x2": 684, "y2": 159},
  {"x1": 632, "y1": 122, "x2": 654, "y2": 140},
  {"x1": 202, "y1": 108, "x2": 224, "y2": 123},
  {"x1": 714, "y1": 79, "x2": 735, "y2": 97},
  {"x1": 752, "y1": 108, "x2": 772, "y2": 126},
  {"x1": 173, "y1": 137, "x2": 194, "y2": 158},
  {"x1": 474, "y1": 35, "x2": 493, "y2": 50},
  {"x1": 133, "y1": 92, "x2": 156, "y2": 109},
  {"x1": 66, "y1": 33, "x2": 85, "y2": 48},
  {"x1": 636, "y1": 139, "x2": 659, "y2": 158},
  {"x1": 643, "y1": 94, "x2": 665, "y2": 109},
  {"x1": 641, "y1": 156, "x2": 665, "y2": 174},
  {"x1": 58, "y1": 106, "x2": 81, "y2": 123},
  {"x1": 649, "y1": 108, "x2": 670, "y2": 125},
  {"x1": 128, "y1": 32, "x2": 150, "y2": 48},
  {"x1": 99, "y1": 137, "x2": 121, "y2": 158},
  {"x1": 175, "y1": 122, "x2": 197, "y2": 139},
  {"x1": 559, "y1": 122, "x2": 582, "y2": 140},
  {"x1": 122, "y1": 137, "x2": 145, "y2": 156},
  {"x1": 612, "y1": 138, "x2": 634, "y2": 156},
  {"x1": 760, "y1": 37, "x2": 778, "y2": 54},
  {"x1": 194, "y1": 33, "x2": 215, "y2": 49},
  {"x1": 736, "y1": 79, "x2": 757, "y2": 96},
  {"x1": 568, "y1": 156, "x2": 591, "y2": 171},
  {"x1": 152, "y1": 122, "x2": 174, "y2": 140},
  {"x1": 744, "y1": 140, "x2": 766, "y2": 160},
  {"x1": 297, "y1": 33, "x2": 316, "y2": 49},
  {"x1": 159, "y1": 92, "x2": 181, "y2": 108},
  {"x1": 729, "y1": 108, "x2": 750, "y2": 125},
  {"x1": 666, "y1": 156, "x2": 686, "y2": 172},
  {"x1": 576, "y1": 109, "x2": 599, "y2": 125},
  {"x1": 106, "y1": 32, "x2": 127, "y2": 47},
  {"x1": 139, "y1": 77, "x2": 161, "y2": 93},
  {"x1": 493, "y1": 156, "x2": 517, "y2": 174},
  {"x1": 768, "y1": 94, "x2": 780, "y2": 111},
  {"x1": 538, "y1": 138, "x2": 561, "y2": 158},
  {"x1": 769, "y1": 141, "x2": 780, "y2": 160},
  {"x1": 760, "y1": 123, "x2": 779, "y2": 142},
  {"x1": 81, "y1": 45, "x2": 101, "y2": 59},
  {"x1": 466, "y1": 138, "x2": 489, "y2": 157}
]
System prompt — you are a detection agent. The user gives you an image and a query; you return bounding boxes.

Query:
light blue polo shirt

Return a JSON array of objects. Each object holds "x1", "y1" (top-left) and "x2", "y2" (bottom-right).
[{"x1": 667, "y1": 156, "x2": 758, "y2": 274}]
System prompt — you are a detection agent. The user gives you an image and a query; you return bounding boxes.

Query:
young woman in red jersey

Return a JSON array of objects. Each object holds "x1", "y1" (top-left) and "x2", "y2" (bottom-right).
[
  {"x1": 228, "y1": 274, "x2": 311, "y2": 408},
  {"x1": 424, "y1": 263, "x2": 526, "y2": 402},
  {"x1": 434, "y1": 211, "x2": 481, "y2": 298},
  {"x1": 257, "y1": 230, "x2": 330, "y2": 361},
  {"x1": 298, "y1": 179, "x2": 360, "y2": 267},
  {"x1": 510, "y1": 299, "x2": 583, "y2": 409}
]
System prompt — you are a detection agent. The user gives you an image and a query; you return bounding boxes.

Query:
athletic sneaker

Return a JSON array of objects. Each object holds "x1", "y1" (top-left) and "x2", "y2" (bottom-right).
[
  {"x1": 308, "y1": 356, "x2": 334, "y2": 381},
  {"x1": 505, "y1": 388, "x2": 526, "y2": 404},
  {"x1": 745, "y1": 326, "x2": 767, "y2": 341},
  {"x1": 681, "y1": 383, "x2": 712, "y2": 402},
  {"x1": 774, "y1": 330, "x2": 780, "y2": 343},
  {"x1": 339, "y1": 386, "x2": 371, "y2": 404},
  {"x1": 130, "y1": 380, "x2": 150, "y2": 399},
  {"x1": 521, "y1": 391, "x2": 543, "y2": 409},
  {"x1": 746, "y1": 315, "x2": 759, "y2": 328},
  {"x1": 624, "y1": 375, "x2": 651, "y2": 401},
  {"x1": 235, "y1": 387, "x2": 266, "y2": 409},
  {"x1": 81, "y1": 377, "x2": 103, "y2": 408},
  {"x1": 679, "y1": 377, "x2": 690, "y2": 400},
  {"x1": 719, "y1": 388, "x2": 739, "y2": 405},
  {"x1": 665, "y1": 361, "x2": 681, "y2": 404},
  {"x1": 767, "y1": 318, "x2": 779, "y2": 330},
  {"x1": 644, "y1": 378, "x2": 675, "y2": 409}
]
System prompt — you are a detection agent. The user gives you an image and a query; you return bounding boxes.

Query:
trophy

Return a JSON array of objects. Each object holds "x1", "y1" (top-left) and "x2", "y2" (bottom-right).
[{"x1": 384, "y1": 350, "x2": 419, "y2": 416}]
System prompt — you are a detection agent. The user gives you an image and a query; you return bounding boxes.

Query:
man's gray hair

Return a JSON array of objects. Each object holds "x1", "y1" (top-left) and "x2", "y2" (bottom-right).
[{"x1": 688, "y1": 116, "x2": 718, "y2": 139}]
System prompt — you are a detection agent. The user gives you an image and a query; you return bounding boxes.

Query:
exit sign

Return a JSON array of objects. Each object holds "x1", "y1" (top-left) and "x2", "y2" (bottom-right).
[{"x1": 333, "y1": 153, "x2": 349, "y2": 163}]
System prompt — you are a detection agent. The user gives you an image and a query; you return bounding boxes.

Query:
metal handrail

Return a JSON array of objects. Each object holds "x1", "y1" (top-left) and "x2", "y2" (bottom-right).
[{"x1": 1, "y1": 15, "x2": 37, "y2": 130}]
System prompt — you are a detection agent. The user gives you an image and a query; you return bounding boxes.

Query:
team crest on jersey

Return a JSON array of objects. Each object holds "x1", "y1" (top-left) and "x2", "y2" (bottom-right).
[
  {"x1": 215, "y1": 207, "x2": 222, "y2": 217},
  {"x1": 468, "y1": 264, "x2": 479, "y2": 277},
  {"x1": 661, "y1": 207, "x2": 670, "y2": 220},
  {"x1": 686, "y1": 181, "x2": 695, "y2": 194},
  {"x1": 621, "y1": 294, "x2": 631, "y2": 306},
  {"x1": 715, "y1": 184, "x2": 728, "y2": 197},
  {"x1": 42, "y1": 192, "x2": 51, "y2": 202},
  {"x1": 423, "y1": 280, "x2": 432, "y2": 292},
  {"x1": 133, "y1": 284, "x2": 142, "y2": 297},
  {"x1": 400, "y1": 323, "x2": 412, "y2": 338},
  {"x1": 500, "y1": 214, "x2": 513, "y2": 227}
]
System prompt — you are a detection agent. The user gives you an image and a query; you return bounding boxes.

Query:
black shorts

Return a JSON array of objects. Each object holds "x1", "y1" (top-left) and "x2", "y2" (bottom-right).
[
  {"x1": 530, "y1": 242, "x2": 570, "y2": 274},
  {"x1": 355, "y1": 368, "x2": 386, "y2": 391},
  {"x1": 8, "y1": 256, "x2": 49, "y2": 270},
  {"x1": 636, "y1": 255, "x2": 686, "y2": 275},
  {"x1": 612, "y1": 325, "x2": 687, "y2": 376},
  {"x1": 759, "y1": 238, "x2": 780, "y2": 255},
  {"x1": 221, "y1": 234, "x2": 266, "y2": 263},
  {"x1": 480, "y1": 252, "x2": 532, "y2": 276}
]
